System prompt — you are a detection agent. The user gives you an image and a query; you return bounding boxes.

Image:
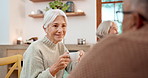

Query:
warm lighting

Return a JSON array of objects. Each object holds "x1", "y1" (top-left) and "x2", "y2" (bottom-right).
[
  {"x1": 31, "y1": 11, "x2": 35, "y2": 14},
  {"x1": 77, "y1": 9, "x2": 83, "y2": 12},
  {"x1": 17, "y1": 37, "x2": 23, "y2": 45},
  {"x1": 17, "y1": 37, "x2": 22, "y2": 41}
]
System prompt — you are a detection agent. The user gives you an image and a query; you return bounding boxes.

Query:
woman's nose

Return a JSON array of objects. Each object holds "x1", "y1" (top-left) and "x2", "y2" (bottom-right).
[{"x1": 57, "y1": 27, "x2": 63, "y2": 32}]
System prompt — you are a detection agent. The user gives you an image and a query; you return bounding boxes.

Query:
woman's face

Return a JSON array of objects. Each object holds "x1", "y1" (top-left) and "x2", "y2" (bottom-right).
[
  {"x1": 108, "y1": 25, "x2": 118, "y2": 34},
  {"x1": 45, "y1": 16, "x2": 67, "y2": 44}
]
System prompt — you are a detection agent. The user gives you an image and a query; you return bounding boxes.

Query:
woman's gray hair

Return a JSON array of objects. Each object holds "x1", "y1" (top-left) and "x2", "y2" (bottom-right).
[
  {"x1": 43, "y1": 9, "x2": 68, "y2": 28},
  {"x1": 96, "y1": 21, "x2": 117, "y2": 39}
]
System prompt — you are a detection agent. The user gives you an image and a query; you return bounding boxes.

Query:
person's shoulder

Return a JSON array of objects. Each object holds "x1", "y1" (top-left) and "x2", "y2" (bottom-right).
[
  {"x1": 24, "y1": 40, "x2": 43, "y2": 56},
  {"x1": 97, "y1": 35, "x2": 121, "y2": 45},
  {"x1": 28, "y1": 40, "x2": 40, "y2": 48},
  {"x1": 93, "y1": 34, "x2": 127, "y2": 51},
  {"x1": 26, "y1": 40, "x2": 43, "y2": 52}
]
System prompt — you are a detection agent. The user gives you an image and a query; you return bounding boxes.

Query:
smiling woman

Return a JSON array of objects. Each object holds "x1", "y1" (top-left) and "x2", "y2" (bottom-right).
[
  {"x1": 20, "y1": 9, "x2": 84, "y2": 78},
  {"x1": 44, "y1": 15, "x2": 67, "y2": 44}
]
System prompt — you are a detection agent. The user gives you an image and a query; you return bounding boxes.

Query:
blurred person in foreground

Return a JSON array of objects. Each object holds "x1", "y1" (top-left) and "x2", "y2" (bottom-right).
[
  {"x1": 20, "y1": 9, "x2": 84, "y2": 78},
  {"x1": 96, "y1": 21, "x2": 118, "y2": 40},
  {"x1": 68, "y1": 0, "x2": 148, "y2": 78}
]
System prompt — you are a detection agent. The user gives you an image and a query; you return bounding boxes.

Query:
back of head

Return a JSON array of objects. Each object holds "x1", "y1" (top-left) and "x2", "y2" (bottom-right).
[
  {"x1": 123, "y1": 0, "x2": 148, "y2": 32},
  {"x1": 131, "y1": 0, "x2": 148, "y2": 21},
  {"x1": 43, "y1": 9, "x2": 68, "y2": 28},
  {"x1": 96, "y1": 21, "x2": 117, "y2": 39}
]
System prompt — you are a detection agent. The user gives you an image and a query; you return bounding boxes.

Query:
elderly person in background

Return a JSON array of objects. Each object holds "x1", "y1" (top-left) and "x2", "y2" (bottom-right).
[
  {"x1": 68, "y1": 0, "x2": 148, "y2": 78},
  {"x1": 20, "y1": 9, "x2": 84, "y2": 78},
  {"x1": 96, "y1": 21, "x2": 118, "y2": 39}
]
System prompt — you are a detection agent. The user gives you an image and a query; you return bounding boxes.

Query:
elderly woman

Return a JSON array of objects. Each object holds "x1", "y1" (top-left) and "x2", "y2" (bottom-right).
[
  {"x1": 20, "y1": 9, "x2": 83, "y2": 78},
  {"x1": 96, "y1": 21, "x2": 118, "y2": 39}
]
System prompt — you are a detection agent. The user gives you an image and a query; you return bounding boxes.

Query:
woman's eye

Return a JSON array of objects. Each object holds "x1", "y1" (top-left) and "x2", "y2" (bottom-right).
[
  {"x1": 62, "y1": 25, "x2": 66, "y2": 27},
  {"x1": 53, "y1": 25, "x2": 58, "y2": 27}
]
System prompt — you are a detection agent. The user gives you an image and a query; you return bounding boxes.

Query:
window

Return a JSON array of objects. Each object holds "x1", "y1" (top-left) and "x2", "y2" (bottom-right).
[
  {"x1": 96, "y1": 0, "x2": 123, "y2": 34},
  {"x1": 102, "y1": 0, "x2": 123, "y2": 2}
]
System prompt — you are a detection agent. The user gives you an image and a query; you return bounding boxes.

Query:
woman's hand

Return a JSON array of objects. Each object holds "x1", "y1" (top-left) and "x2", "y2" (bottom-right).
[
  {"x1": 49, "y1": 52, "x2": 70, "y2": 77},
  {"x1": 78, "y1": 50, "x2": 85, "y2": 62}
]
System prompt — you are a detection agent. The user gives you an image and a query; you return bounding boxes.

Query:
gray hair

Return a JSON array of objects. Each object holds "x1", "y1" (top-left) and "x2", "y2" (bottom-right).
[
  {"x1": 96, "y1": 21, "x2": 117, "y2": 39},
  {"x1": 43, "y1": 9, "x2": 68, "y2": 28}
]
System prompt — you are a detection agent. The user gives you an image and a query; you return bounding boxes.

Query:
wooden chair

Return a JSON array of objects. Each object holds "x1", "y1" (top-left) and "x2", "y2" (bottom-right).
[{"x1": 0, "y1": 54, "x2": 23, "y2": 78}]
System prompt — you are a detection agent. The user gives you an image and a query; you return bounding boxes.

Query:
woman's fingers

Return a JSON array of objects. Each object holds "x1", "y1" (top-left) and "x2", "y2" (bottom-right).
[
  {"x1": 60, "y1": 57, "x2": 70, "y2": 63},
  {"x1": 58, "y1": 63, "x2": 67, "y2": 70},
  {"x1": 50, "y1": 52, "x2": 71, "y2": 74},
  {"x1": 52, "y1": 52, "x2": 71, "y2": 71},
  {"x1": 60, "y1": 52, "x2": 70, "y2": 58},
  {"x1": 59, "y1": 55, "x2": 70, "y2": 66},
  {"x1": 57, "y1": 61, "x2": 70, "y2": 70},
  {"x1": 79, "y1": 50, "x2": 85, "y2": 56},
  {"x1": 78, "y1": 50, "x2": 85, "y2": 62}
]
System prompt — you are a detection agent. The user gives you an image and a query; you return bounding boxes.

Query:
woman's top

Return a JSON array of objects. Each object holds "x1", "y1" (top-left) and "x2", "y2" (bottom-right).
[{"x1": 20, "y1": 36, "x2": 73, "y2": 78}]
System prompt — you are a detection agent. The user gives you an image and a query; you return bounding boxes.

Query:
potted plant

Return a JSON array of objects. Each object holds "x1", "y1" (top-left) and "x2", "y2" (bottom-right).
[{"x1": 45, "y1": 0, "x2": 69, "y2": 12}]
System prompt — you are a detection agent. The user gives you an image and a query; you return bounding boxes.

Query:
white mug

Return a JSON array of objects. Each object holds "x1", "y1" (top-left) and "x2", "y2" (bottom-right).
[{"x1": 69, "y1": 52, "x2": 80, "y2": 62}]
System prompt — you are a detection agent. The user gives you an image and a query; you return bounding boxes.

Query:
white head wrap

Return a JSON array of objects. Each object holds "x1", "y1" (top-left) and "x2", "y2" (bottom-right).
[
  {"x1": 43, "y1": 9, "x2": 68, "y2": 28},
  {"x1": 96, "y1": 21, "x2": 116, "y2": 39}
]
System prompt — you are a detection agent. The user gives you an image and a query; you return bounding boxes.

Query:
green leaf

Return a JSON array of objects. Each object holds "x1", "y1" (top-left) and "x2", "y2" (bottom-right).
[{"x1": 46, "y1": 0, "x2": 69, "y2": 11}]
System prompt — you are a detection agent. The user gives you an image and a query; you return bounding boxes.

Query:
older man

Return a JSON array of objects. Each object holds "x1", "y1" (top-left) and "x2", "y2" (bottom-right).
[{"x1": 68, "y1": 0, "x2": 148, "y2": 78}]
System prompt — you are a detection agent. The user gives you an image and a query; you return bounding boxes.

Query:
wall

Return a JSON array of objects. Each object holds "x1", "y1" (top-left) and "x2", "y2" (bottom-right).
[
  {"x1": 24, "y1": 0, "x2": 96, "y2": 44},
  {"x1": 0, "y1": 0, "x2": 25, "y2": 44},
  {"x1": 9, "y1": 0, "x2": 25, "y2": 44},
  {"x1": 0, "y1": 0, "x2": 10, "y2": 44},
  {"x1": 0, "y1": 0, "x2": 96, "y2": 45}
]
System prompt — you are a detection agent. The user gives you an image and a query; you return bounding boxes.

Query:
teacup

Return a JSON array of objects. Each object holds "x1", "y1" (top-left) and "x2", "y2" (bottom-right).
[{"x1": 69, "y1": 52, "x2": 80, "y2": 62}]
